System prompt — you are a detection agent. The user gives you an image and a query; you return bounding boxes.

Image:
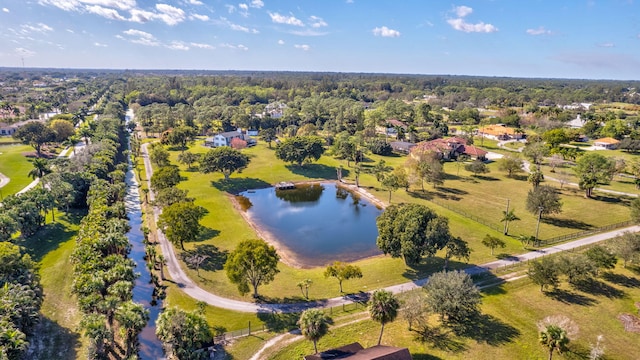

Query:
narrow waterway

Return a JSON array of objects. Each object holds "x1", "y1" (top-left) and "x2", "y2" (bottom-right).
[{"x1": 124, "y1": 111, "x2": 165, "y2": 359}]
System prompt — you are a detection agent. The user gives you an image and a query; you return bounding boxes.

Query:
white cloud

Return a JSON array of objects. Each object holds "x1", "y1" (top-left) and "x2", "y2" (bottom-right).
[
  {"x1": 219, "y1": 17, "x2": 259, "y2": 33},
  {"x1": 2, "y1": 8, "x2": 9, "y2": 12},
  {"x1": 94, "y1": 42, "x2": 108, "y2": 47},
  {"x1": 526, "y1": 26, "x2": 552, "y2": 36},
  {"x1": 238, "y1": 3, "x2": 249, "y2": 17},
  {"x1": 21, "y1": 23, "x2": 54, "y2": 34},
  {"x1": 597, "y1": 42, "x2": 614, "y2": 48},
  {"x1": 225, "y1": 4, "x2": 235, "y2": 13},
  {"x1": 294, "y1": 44, "x2": 310, "y2": 51},
  {"x1": 269, "y1": 12, "x2": 304, "y2": 26},
  {"x1": 190, "y1": 42, "x2": 213, "y2": 49},
  {"x1": 167, "y1": 41, "x2": 189, "y2": 50},
  {"x1": 238, "y1": 3, "x2": 248, "y2": 10},
  {"x1": 289, "y1": 29, "x2": 328, "y2": 36},
  {"x1": 346, "y1": 0, "x2": 353, "y2": 3},
  {"x1": 38, "y1": 0, "x2": 81, "y2": 11},
  {"x1": 187, "y1": 0, "x2": 203, "y2": 4},
  {"x1": 190, "y1": 13, "x2": 209, "y2": 21},
  {"x1": 128, "y1": 9, "x2": 154, "y2": 23},
  {"x1": 81, "y1": 0, "x2": 135, "y2": 10},
  {"x1": 155, "y1": 4, "x2": 186, "y2": 26},
  {"x1": 250, "y1": 0, "x2": 263, "y2": 8},
  {"x1": 16, "y1": 47, "x2": 36, "y2": 57},
  {"x1": 277, "y1": 39, "x2": 284, "y2": 45},
  {"x1": 66, "y1": 29, "x2": 75, "y2": 33},
  {"x1": 309, "y1": 15, "x2": 327, "y2": 28},
  {"x1": 453, "y1": 5, "x2": 473, "y2": 18},
  {"x1": 220, "y1": 43, "x2": 248, "y2": 50},
  {"x1": 121, "y1": 29, "x2": 159, "y2": 46},
  {"x1": 372, "y1": 26, "x2": 400, "y2": 37},
  {"x1": 447, "y1": 18, "x2": 497, "y2": 33},
  {"x1": 86, "y1": 5, "x2": 126, "y2": 20}
]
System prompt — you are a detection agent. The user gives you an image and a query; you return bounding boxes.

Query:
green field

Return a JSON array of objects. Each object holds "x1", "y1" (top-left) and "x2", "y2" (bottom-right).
[
  {"x1": 154, "y1": 140, "x2": 634, "y2": 303},
  {"x1": 0, "y1": 144, "x2": 36, "y2": 196},
  {"x1": 265, "y1": 265, "x2": 640, "y2": 360}
]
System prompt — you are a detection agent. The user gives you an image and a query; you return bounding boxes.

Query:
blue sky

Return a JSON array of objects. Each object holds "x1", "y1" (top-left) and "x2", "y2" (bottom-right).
[{"x1": 1, "y1": 0, "x2": 639, "y2": 80}]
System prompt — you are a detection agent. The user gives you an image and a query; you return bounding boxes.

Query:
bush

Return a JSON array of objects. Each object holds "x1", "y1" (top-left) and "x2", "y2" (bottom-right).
[{"x1": 369, "y1": 139, "x2": 393, "y2": 156}]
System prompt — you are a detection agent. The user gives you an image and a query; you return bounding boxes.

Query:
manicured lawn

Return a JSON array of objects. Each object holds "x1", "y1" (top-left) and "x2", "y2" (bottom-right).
[
  {"x1": 155, "y1": 140, "x2": 634, "y2": 304},
  {"x1": 17, "y1": 211, "x2": 86, "y2": 360},
  {"x1": 267, "y1": 265, "x2": 640, "y2": 360},
  {"x1": 0, "y1": 144, "x2": 36, "y2": 196}
]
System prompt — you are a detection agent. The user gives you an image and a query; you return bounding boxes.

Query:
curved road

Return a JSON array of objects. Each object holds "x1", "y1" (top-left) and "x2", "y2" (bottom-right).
[{"x1": 139, "y1": 136, "x2": 640, "y2": 313}]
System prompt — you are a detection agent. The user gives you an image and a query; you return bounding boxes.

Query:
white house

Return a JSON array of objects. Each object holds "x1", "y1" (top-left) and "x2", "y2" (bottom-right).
[
  {"x1": 0, "y1": 123, "x2": 17, "y2": 136},
  {"x1": 205, "y1": 129, "x2": 256, "y2": 147},
  {"x1": 265, "y1": 102, "x2": 287, "y2": 119}
]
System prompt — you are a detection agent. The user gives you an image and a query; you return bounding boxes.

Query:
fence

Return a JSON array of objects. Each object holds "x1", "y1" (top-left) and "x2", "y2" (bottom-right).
[
  {"x1": 540, "y1": 220, "x2": 635, "y2": 246},
  {"x1": 427, "y1": 197, "x2": 503, "y2": 233}
]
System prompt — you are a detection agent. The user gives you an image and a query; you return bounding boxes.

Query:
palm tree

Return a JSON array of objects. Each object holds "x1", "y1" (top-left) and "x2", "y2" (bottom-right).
[
  {"x1": 63, "y1": 135, "x2": 80, "y2": 155},
  {"x1": 28, "y1": 158, "x2": 51, "y2": 188},
  {"x1": 114, "y1": 301, "x2": 149, "y2": 357},
  {"x1": 298, "y1": 309, "x2": 332, "y2": 354},
  {"x1": 501, "y1": 209, "x2": 520, "y2": 235},
  {"x1": 369, "y1": 289, "x2": 400, "y2": 345},
  {"x1": 539, "y1": 325, "x2": 570, "y2": 360}
]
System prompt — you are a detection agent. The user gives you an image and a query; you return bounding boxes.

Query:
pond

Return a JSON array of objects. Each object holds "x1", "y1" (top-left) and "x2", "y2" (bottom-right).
[{"x1": 238, "y1": 183, "x2": 383, "y2": 268}]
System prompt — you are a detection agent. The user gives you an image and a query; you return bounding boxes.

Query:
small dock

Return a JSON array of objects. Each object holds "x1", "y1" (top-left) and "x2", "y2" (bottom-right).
[{"x1": 275, "y1": 181, "x2": 296, "y2": 190}]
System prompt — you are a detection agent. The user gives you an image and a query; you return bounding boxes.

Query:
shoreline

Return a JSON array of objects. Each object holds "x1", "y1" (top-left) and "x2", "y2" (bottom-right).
[{"x1": 228, "y1": 179, "x2": 387, "y2": 269}]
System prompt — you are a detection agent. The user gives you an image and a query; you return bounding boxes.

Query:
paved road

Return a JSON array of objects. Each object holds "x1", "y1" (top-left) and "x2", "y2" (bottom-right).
[
  {"x1": 139, "y1": 134, "x2": 640, "y2": 313},
  {"x1": 15, "y1": 141, "x2": 83, "y2": 195},
  {"x1": 0, "y1": 172, "x2": 9, "y2": 189}
]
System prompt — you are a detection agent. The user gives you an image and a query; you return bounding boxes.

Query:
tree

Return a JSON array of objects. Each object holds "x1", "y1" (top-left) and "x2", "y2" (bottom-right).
[
  {"x1": 13, "y1": 121, "x2": 55, "y2": 156},
  {"x1": 177, "y1": 151, "x2": 200, "y2": 170},
  {"x1": 149, "y1": 144, "x2": 170, "y2": 167},
  {"x1": 481, "y1": 234, "x2": 506, "y2": 256},
  {"x1": 528, "y1": 165, "x2": 544, "y2": 188},
  {"x1": 368, "y1": 289, "x2": 400, "y2": 345},
  {"x1": 0, "y1": 213, "x2": 18, "y2": 241},
  {"x1": 324, "y1": 261, "x2": 362, "y2": 293},
  {"x1": 381, "y1": 173, "x2": 401, "y2": 203},
  {"x1": 407, "y1": 150, "x2": 444, "y2": 190},
  {"x1": 523, "y1": 141, "x2": 550, "y2": 165},
  {"x1": 498, "y1": 154, "x2": 524, "y2": 178},
  {"x1": 610, "y1": 231, "x2": 640, "y2": 268},
  {"x1": 164, "y1": 125, "x2": 196, "y2": 150},
  {"x1": 423, "y1": 270, "x2": 481, "y2": 325},
  {"x1": 260, "y1": 128, "x2": 277, "y2": 148},
  {"x1": 526, "y1": 185, "x2": 562, "y2": 219},
  {"x1": 401, "y1": 291, "x2": 427, "y2": 331},
  {"x1": 542, "y1": 128, "x2": 569, "y2": 148},
  {"x1": 114, "y1": 301, "x2": 149, "y2": 357},
  {"x1": 150, "y1": 165, "x2": 182, "y2": 192},
  {"x1": 230, "y1": 137, "x2": 248, "y2": 149},
  {"x1": 199, "y1": 146, "x2": 250, "y2": 180},
  {"x1": 539, "y1": 325, "x2": 570, "y2": 360},
  {"x1": 158, "y1": 202, "x2": 207, "y2": 250},
  {"x1": 49, "y1": 119, "x2": 75, "y2": 143},
  {"x1": 557, "y1": 254, "x2": 596, "y2": 285},
  {"x1": 298, "y1": 309, "x2": 332, "y2": 354},
  {"x1": 464, "y1": 160, "x2": 489, "y2": 177},
  {"x1": 156, "y1": 307, "x2": 212, "y2": 360},
  {"x1": 28, "y1": 158, "x2": 51, "y2": 189},
  {"x1": 443, "y1": 236, "x2": 471, "y2": 270},
  {"x1": 297, "y1": 279, "x2": 312, "y2": 299},
  {"x1": 225, "y1": 239, "x2": 280, "y2": 297},
  {"x1": 501, "y1": 209, "x2": 520, "y2": 235},
  {"x1": 528, "y1": 258, "x2": 560, "y2": 292},
  {"x1": 585, "y1": 246, "x2": 617, "y2": 276},
  {"x1": 275, "y1": 136, "x2": 325, "y2": 166},
  {"x1": 368, "y1": 138, "x2": 393, "y2": 156},
  {"x1": 155, "y1": 187, "x2": 193, "y2": 207},
  {"x1": 574, "y1": 153, "x2": 616, "y2": 198},
  {"x1": 376, "y1": 203, "x2": 452, "y2": 265}
]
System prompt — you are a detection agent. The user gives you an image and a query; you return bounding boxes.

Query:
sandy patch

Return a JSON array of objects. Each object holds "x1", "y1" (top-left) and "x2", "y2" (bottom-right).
[{"x1": 228, "y1": 180, "x2": 386, "y2": 269}]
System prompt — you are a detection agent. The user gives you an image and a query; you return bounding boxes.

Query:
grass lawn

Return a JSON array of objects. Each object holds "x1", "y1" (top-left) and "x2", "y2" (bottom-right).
[
  {"x1": 0, "y1": 144, "x2": 37, "y2": 196},
  {"x1": 267, "y1": 264, "x2": 640, "y2": 360},
  {"x1": 151, "y1": 140, "x2": 634, "y2": 304},
  {"x1": 17, "y1": 210, "x2": 86, "y2": 360}
]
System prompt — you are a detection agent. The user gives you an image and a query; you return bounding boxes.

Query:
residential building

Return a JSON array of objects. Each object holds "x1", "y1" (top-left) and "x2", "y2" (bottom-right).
[
  {"x1": 411, "y1": 137, "x2": 487, "y2": 160},
  {"x1": 204, "y1": 129, "x2": 256, "y2": 147},
  {"x1": 390, "y1": 141, "x2": 416, "y2": 153},
  {"x1": 304, "y1": 342, "x2": 412, "y2": 360},
  {"x1": 593, "y1": 137, "x2": 620, "y2": 150},
  {"x1": 479, "y1": 125, "x2": 524, "y2": 140}
]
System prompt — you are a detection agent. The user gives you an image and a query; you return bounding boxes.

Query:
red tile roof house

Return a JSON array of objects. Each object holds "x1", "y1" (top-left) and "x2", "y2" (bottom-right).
[
  {"x1": 411, "y1": 137, "x2": 487, "y2": 161},
  {"x1": 304, "y1": 342, "x2": 412, "y2": 360}
]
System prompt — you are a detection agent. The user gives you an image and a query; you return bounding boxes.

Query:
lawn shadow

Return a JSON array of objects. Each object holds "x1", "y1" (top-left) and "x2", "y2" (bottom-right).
[
  {"x1": 285, "y1": 163, "x2": 340, "y2": 179},
  {"x1": 196, "y1": 226, "x2": 220, "y2": 242},
  {"x1": 181, "y1": 244, "x2": 228, "y2": 272},
  {"x1": 542, "y1": 217, "x2": 593, "y2": 230},
  {"x1": 211, "y1": 177, "x2": 271, "y2": 194},
  {"x1": 602, "y1": 272, "x2": 640, "y2": 288},
  {"x1": 572, "y1": 279, "x2": 626, "y2": 299},
  {"x1": 590, "y1": 194, "x2": 630, "y2": 204},
  {"x1": 412, "y1": 324, "x2": 467, "y2": 354},
  {"x1": 408, "y1": 190, "x2": 434, "y2": 201},
  {"x1": 474, "y1": 175, "x2": 500, "y2": 181},
  {"x1": 257, "y1": 311, "x2": 302, "y2": 332},
  {"x1": 19, "y1": 222, "x2": 79, "y2": 262},
  {"x1": 511, "y1": 174, "x2": 528, "y2": 181},
  {"x1": 548, "y1": 288, "x2": 597, "y2": 306},
  {"x1": 453, "y1": 313, "x2": 520, "y2": 346},
  {"x1": 29, "y1": 316, "x2": 80, "y2": 360}
]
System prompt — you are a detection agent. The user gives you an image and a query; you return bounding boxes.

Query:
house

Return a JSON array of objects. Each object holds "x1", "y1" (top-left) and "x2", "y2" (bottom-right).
[
  {"x1": 204, "y1": 129, "x2": 256, "y2": 147},
  {"x1": 265, "y1": 102, "x2": 287, "y2": 119},
  {"x1": 593, "y1": 137, "x2": 620, "y2": 150},
  {"x1": 304, "y1": 342, "x2": 412, "y2": 360},
  {"x1": 390, "y1": 141, "x2": 416, "y2": 153},
  {"x1": 376, "y1": 119, "x2": 408, "y2": 137},
  {"x1": 411, "y1": 137, "x2": 487, "y2": 160},
  {"x1": 0, "y1": 123, "x2": 17, "y2": 136},
  {"x1": 479, "y1": 125, "x2": 524, "y2": 140}
]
